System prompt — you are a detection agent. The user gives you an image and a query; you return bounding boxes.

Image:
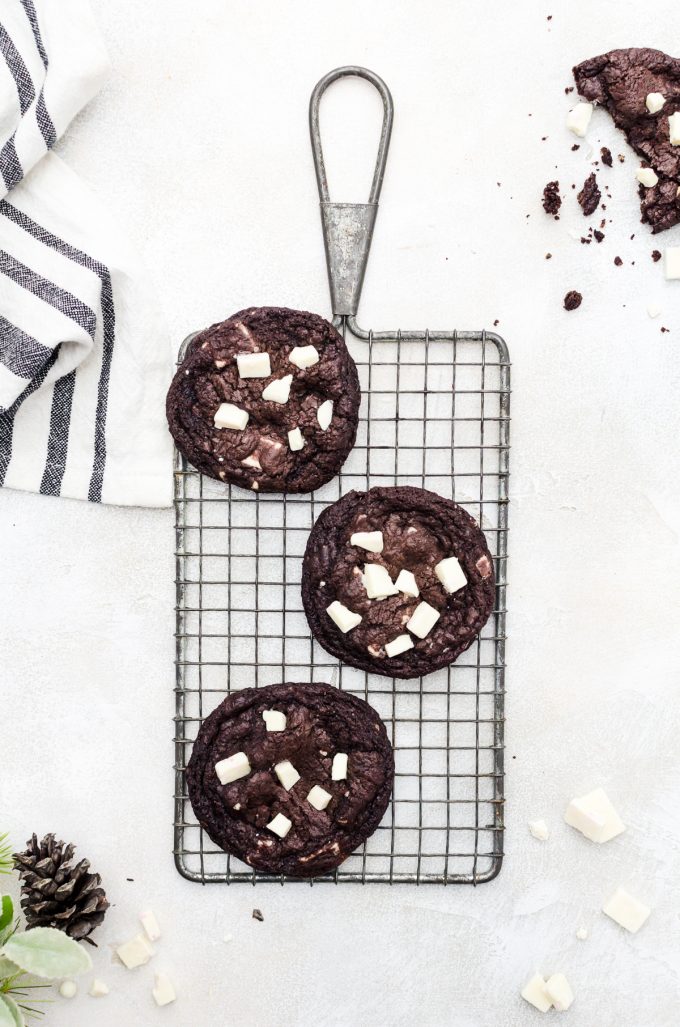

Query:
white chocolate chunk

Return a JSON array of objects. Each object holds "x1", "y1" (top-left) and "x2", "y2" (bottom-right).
[
  {"x1": 636, "y1": 166, "x2": 659, "y2": 187},
  {"x1": 528, "y1": 819, "x2": 550, "y2": 841},
  {"x1": 669, "y1": 111, "x2": 680, "y2": 145},
  {"x1": 263, "y1": 709, "x2": 286, "y2": 732},
  {"x1": 435, "y1": 556, "x2": 467, "y2": 594},
  {"x1": 521, "y1": 973, "x2": 552, "y2": 1013},
  {"x1": 89, "y1": 979, "x2": 109, "y2": 998},
  {"x1": 215, "y1": 751, "x2": 251, "y2": 785},
  {"x1": 331, "y1": 753, "x2": 348, "y2": 780},
  {"x1": 576, "y1": 925, "x2": 589, "y2": 940},
  {"x1": 214, "y1": 402, "x2": 249, "y2": 431},
  {"x1": 307, "y1": 785, "x2": 332, "y2": 811},
  {"x1": 646, "y1": 91, "x2": 665, "y2": 114},
  {"x1": 317, "y1": 399, "x2": 333, "y2": 430},
  {"x1": 236, "y1": 351, "x2": 271, "y2": 378},
  {"x1": 267, "y1": 812, "x2": 292, "y2": 838},
  {"x1": 566, "y1": 101, "x2": 592, "y2": 138},
  {"x1": 289, "y1": 344, "x2": 319, "y2": 369},
  {"x1": 664, "y1": 246, "x2": 680, "y2": 279},
  {"x1": 139, "y1": 909, "x2": 161, "y2": 942},
  {"x1": 116, "y1": 934, "x2": 154, "y2": 969},
  {"x1": 326, "y1": 600, "x2": 362, "y2": 633},
  {"x1": 59, "y1": 980, "x2": 77, "y2": 999},
  {"x1": 152, "y1": 973, "x2": 176, "y2": 1007},
  {"x1": 395, "y1": 569, "x2": 419, "y2": 597},
  {"x1": 350, "y1": 531, "x2": 384, "y2": 553},
  {"x1": 363, "y1": 563, "x2": 398, "y2": 599},
  {"x1": 241, "y1": 454, "x2": 261, "y2": 470},
  {"x1": 647, "y1": 303, "x2": 662, "y2": 318},
  {"x1": 385, "y1": 633, "x2": 414, "y2": 658},
  {"x1": 602, "y1": 887, "x2": 651, "y2": 933},
  {"x1": 544, "y1": 973, "x2": 574, "y2": 1012},
  {"x1": 274, "y1": 759, "x2": 300, "y2": 790},
  {"x1": 406, "y1": 601, "x2": 441, "y2": 639},
  {"x1": 564, "y1": 787, "x2": 625, "y2": 843},
  {"x1": 262, "y1": 374, "x2": 293, "y2": 404},
  {"x1": 288, "y1": 427, "x2": 305, "y2": 451}
]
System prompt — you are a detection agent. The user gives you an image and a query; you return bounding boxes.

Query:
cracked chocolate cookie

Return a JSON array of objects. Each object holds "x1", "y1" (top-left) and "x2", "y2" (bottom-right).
[
  {"x1": 573, "y1": 48, "x2": 680, "y2": 233},
  {"x1": 301, "y1": 486, "x2": 496, "y2": 679},
  {"x1": 166, "y1": 307, "x2": 360, "y2": 493},
  {"x1": 186, "y1": 682, "x2": 394, "y2": 877}
]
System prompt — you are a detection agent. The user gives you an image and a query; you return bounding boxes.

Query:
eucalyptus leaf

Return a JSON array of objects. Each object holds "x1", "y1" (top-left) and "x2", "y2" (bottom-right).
[
  {"x1": 0, "y1": 995, "x2": 24, "y2": 1027},
  {"x1": 1, "y1": 928, "x2": 91, "y2": 979},
  {"x1": 0, "y1": 898, "x2": 13, "y2": 934}
]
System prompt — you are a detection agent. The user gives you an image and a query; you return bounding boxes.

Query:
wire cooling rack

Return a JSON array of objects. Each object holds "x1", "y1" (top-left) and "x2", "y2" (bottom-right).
[{"x1": 173, "y1": 322, "x2": 510, "y2": 885}]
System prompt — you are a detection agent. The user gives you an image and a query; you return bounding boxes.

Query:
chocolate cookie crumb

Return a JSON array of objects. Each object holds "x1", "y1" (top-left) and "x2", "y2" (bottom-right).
[
  {"x1": 593, "y1": 229, "x2": 605, "y2": 242},
  {"x1": 571, "y1": 143, "x2": 580, "y2": 151},
  {"x1": 661, "y1": 326, "x2": 670, "y2": 333},
  {"x1": 252, "y1": 909, "x2": 264, "y2": 922},
  {"x1": 545, "y1": 253, "x2": 552, "y2": 259},
  {"x1": 563, "y1": 291, "x2": 582, "y2": 311},
  {"x1": 652, "y1": 249, "x2": 662, "y2": 262},
  {"x1": 565, "y1": 86, "x2": 574, "y2": 94},
  {"x1": 577, "y1": 172, "x2": 601, "y2": 216},
  {"x1": 493, "y1": 319, "x2": 499, "y2": 326},
  {"x1": 600, "y1": 146, "x2": 613, "y2": 167},
  {"x1": 542, "y1": 180, "x2": 562, "y2": 215},
  {"x1": 614, "y1": 256, "x2": 623, "y2": 266}
]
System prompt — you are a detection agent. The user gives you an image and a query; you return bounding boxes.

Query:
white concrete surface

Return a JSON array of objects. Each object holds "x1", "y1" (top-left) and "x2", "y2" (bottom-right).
[{"x1": 2, "y1": 2, "x2": 680, "y2": 1024}]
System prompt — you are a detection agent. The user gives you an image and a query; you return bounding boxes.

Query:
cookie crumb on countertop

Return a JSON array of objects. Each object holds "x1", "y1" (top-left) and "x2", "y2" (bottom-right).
[{"x1": 563, "y1": 290, "x2": 582, "y2": 311}]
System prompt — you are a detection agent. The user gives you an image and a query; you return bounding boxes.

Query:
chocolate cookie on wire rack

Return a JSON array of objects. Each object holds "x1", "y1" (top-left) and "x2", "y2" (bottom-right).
[
  {"x1": 302, "y1": 486, "x2": 496, "y2": 679},
  {"x1": 166, "y1": 306, "x2": 360, "y2": 493}
]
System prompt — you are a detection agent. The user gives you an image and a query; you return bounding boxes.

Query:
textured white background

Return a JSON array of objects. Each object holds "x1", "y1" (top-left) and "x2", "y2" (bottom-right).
[{"x1": 2, "y1": 1, "x2": 680, "y2": 1025}]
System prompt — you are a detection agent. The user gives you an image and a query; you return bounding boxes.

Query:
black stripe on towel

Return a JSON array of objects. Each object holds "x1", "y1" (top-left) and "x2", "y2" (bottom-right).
[
  {"x1": 0, "y1": 23, "x2": 35, "y2": 113},
  {"x1": 0, "y1": 135, "x2": 23, "y2": 192},
  {"x1": 19, "y1": 0, "x2": 49, "y2": 68},
  {"x1": 0, "y1": 348, "x2": 57, "y2": 486},
  {"x1": 39, "y1": 370, "x2": 76, "y2": 495},
  {"x1": 18, "y1": 0, "x2": 56, "y2": 149},
  {"x1": 0, "y1": 249, "x2": 97, "y2": 336},
  {"x1": 0, "y1": 201, "x2": 115, "y2": 502},
  {"x1": 0, "y1": 313, "x2": 52, "y2": 379}
]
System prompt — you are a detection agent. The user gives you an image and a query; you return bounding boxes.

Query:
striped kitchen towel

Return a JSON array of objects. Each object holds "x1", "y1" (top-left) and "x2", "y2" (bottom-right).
[{"x1": 0, "y1": 0, "x2": 173, "y2": 506}]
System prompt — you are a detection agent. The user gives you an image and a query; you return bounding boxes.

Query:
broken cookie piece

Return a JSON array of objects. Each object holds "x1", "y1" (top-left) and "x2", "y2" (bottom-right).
[
  {"x1": 577, "y1": 172, "x2": 601, "y2": 215},
  {"x1": 542, "y1": 180, "x2": 562, "y2": 215}
]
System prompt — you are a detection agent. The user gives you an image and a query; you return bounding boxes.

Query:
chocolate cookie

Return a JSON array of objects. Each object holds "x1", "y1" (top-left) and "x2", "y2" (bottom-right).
[
  {"x1": 166, "y1": 307, "x2": 360, "y2": 493},
  {"x1": 301, "y1": 486, "x2": 495, "y2": 679},
  {"x1": 186, "y1": 682, "x2": 394, "y2": 878},
  {"x1": 573, "y1": 48, "x2": 680, "y2": 233}
]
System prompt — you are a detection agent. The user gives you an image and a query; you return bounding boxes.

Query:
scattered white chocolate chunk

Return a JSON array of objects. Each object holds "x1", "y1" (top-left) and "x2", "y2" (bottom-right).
[
  {"x1": 236, "y1": 351, "x2": 271, "y2": 378},
  {"x1": 288, "y1": 427, "x2": 305, "y2": 451},
  {"x1": 646, "y1": 91, "x2": 665, "y2": 114},
  {"x1": 576, "y1": 925, "x2": 589, "y2": 941},
  {"x1": 116, "y1": 934, "x2": 154, "y2": 969},
  {"x1": 59, "y1": 980, "x2": 77, "y2": 999},
  {"x1": 363, "y1": 563, "x2": 398, "y2": 599},
  {"x1": 636, "y1": 166, "x2": 659, "y2": 188},
  {"x1": 395, "y1": 569, "x2": 419, "y2": 597},
  {"x1": 215, "y1": 752, "x2": 251, "y2": 786},
  {"x1": 350, "y1": 531, "x2": 384, "y2": 553},
  {"x1": 317, "y1": 399, "x2": 333, "y2": 430},
  {"x1": 263, "y1": 709, "x2": 286, "y2": 732},
  {"x1": 274, "y1": 759, "x2": 300, "y2": 790},
  {"x1": 262, "y1": 374, "x2": 293, "y2": 404},
  {"x1": 223, "y1": 933, "x2": 233, "y2": 944},
  {"x1": 669, "y1": 111, "x2": 680, "y2": 145},
  {"x1": 215, "y1": 359, "x2": 227, "y2": 369},
  {"x1": 241, "y1": 454, "x2": 261, "y2": 470},
  {"x1": 139, "y1": 910, "x2": 161, "y2": 942},
  {"x1": 152, "y1": 973, "x2": 176, "y2": 1008},
  {"x1": 647, "y1": 303, "x2": 662, "y2": 318},
  {"x1": 528, "y1": 819, "x2": 550, "y2": 841},
  {"x1": 289, "y1": 344, "x2": 319, "y2": 369},
  {"x1": 521, "y1": 973, "x2": 552, "y2": 1013},
  {"x1": 664, "y1": 246, "x2": 680, "y2": 279},
  {"x1": 475, "y1": 554, "x2": 492, "y2": 578},
  {"x1": 307, "y1": 785, "x2": 332, "y2": 811},
  {"x1": 602, "y1": 887, "x2": 651, "y2": 933},
  {"x1": 233, "y1": 803, "x2": 242, "y2": 811},
  {"x1": 214, "y1": 402, "x2": 249, "y2": 431},
  {"x1": 406, "y1": 601, "x2": 441, "y2": 639},
  {"x1": 385, "y1": 633, "x2": 415, "y2": 658},
  {"x1": 326, "y1": 600, "x2": 362, "y2": 633},
  {"x1": 564, "y1": 787, "x2": 625, "y2": 843},
  {"x1": 566, "y1": 101, "x2": 593, "y2": 138},
  {"x1": 89, "y1": 979, "x2": 109, "y2": 998},
  {"x1": 544, "y1": 973, "x2": 574, "y2": 1012},
  {"x1": 332, "y1": 753, "x2": 348, "y2": 780},
  {"x1": 266, "y1": 812, "x2": 292, "y2": 838},
  {"x1": 435, "y1": 556, "x2": 467, "y2": 594}
]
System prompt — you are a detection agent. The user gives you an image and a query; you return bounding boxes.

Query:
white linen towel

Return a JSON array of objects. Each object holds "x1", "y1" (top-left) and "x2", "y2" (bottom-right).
[{"x1": 0, "y1": 0, "x2": 172, "y2": 506}]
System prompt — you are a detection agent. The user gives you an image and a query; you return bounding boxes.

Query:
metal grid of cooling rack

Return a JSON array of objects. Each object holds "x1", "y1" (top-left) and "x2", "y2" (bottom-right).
[{"x1": 173, "y1": 323, "x2": 510, "y2": 885}]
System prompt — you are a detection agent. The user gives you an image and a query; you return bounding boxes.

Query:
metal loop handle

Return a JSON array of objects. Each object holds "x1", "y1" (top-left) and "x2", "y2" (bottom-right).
[
  {"x1": 309, "y1": 65, "x2": 393, "y2": 205},
  {"x1": 309, "y1": 67, "x2": 393, "y2": 318}
]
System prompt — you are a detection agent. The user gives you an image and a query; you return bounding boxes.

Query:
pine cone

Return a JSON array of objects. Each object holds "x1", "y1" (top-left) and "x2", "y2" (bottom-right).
[{"x1": 13, "y1": 833, "x2": 110, "y2": 945}]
